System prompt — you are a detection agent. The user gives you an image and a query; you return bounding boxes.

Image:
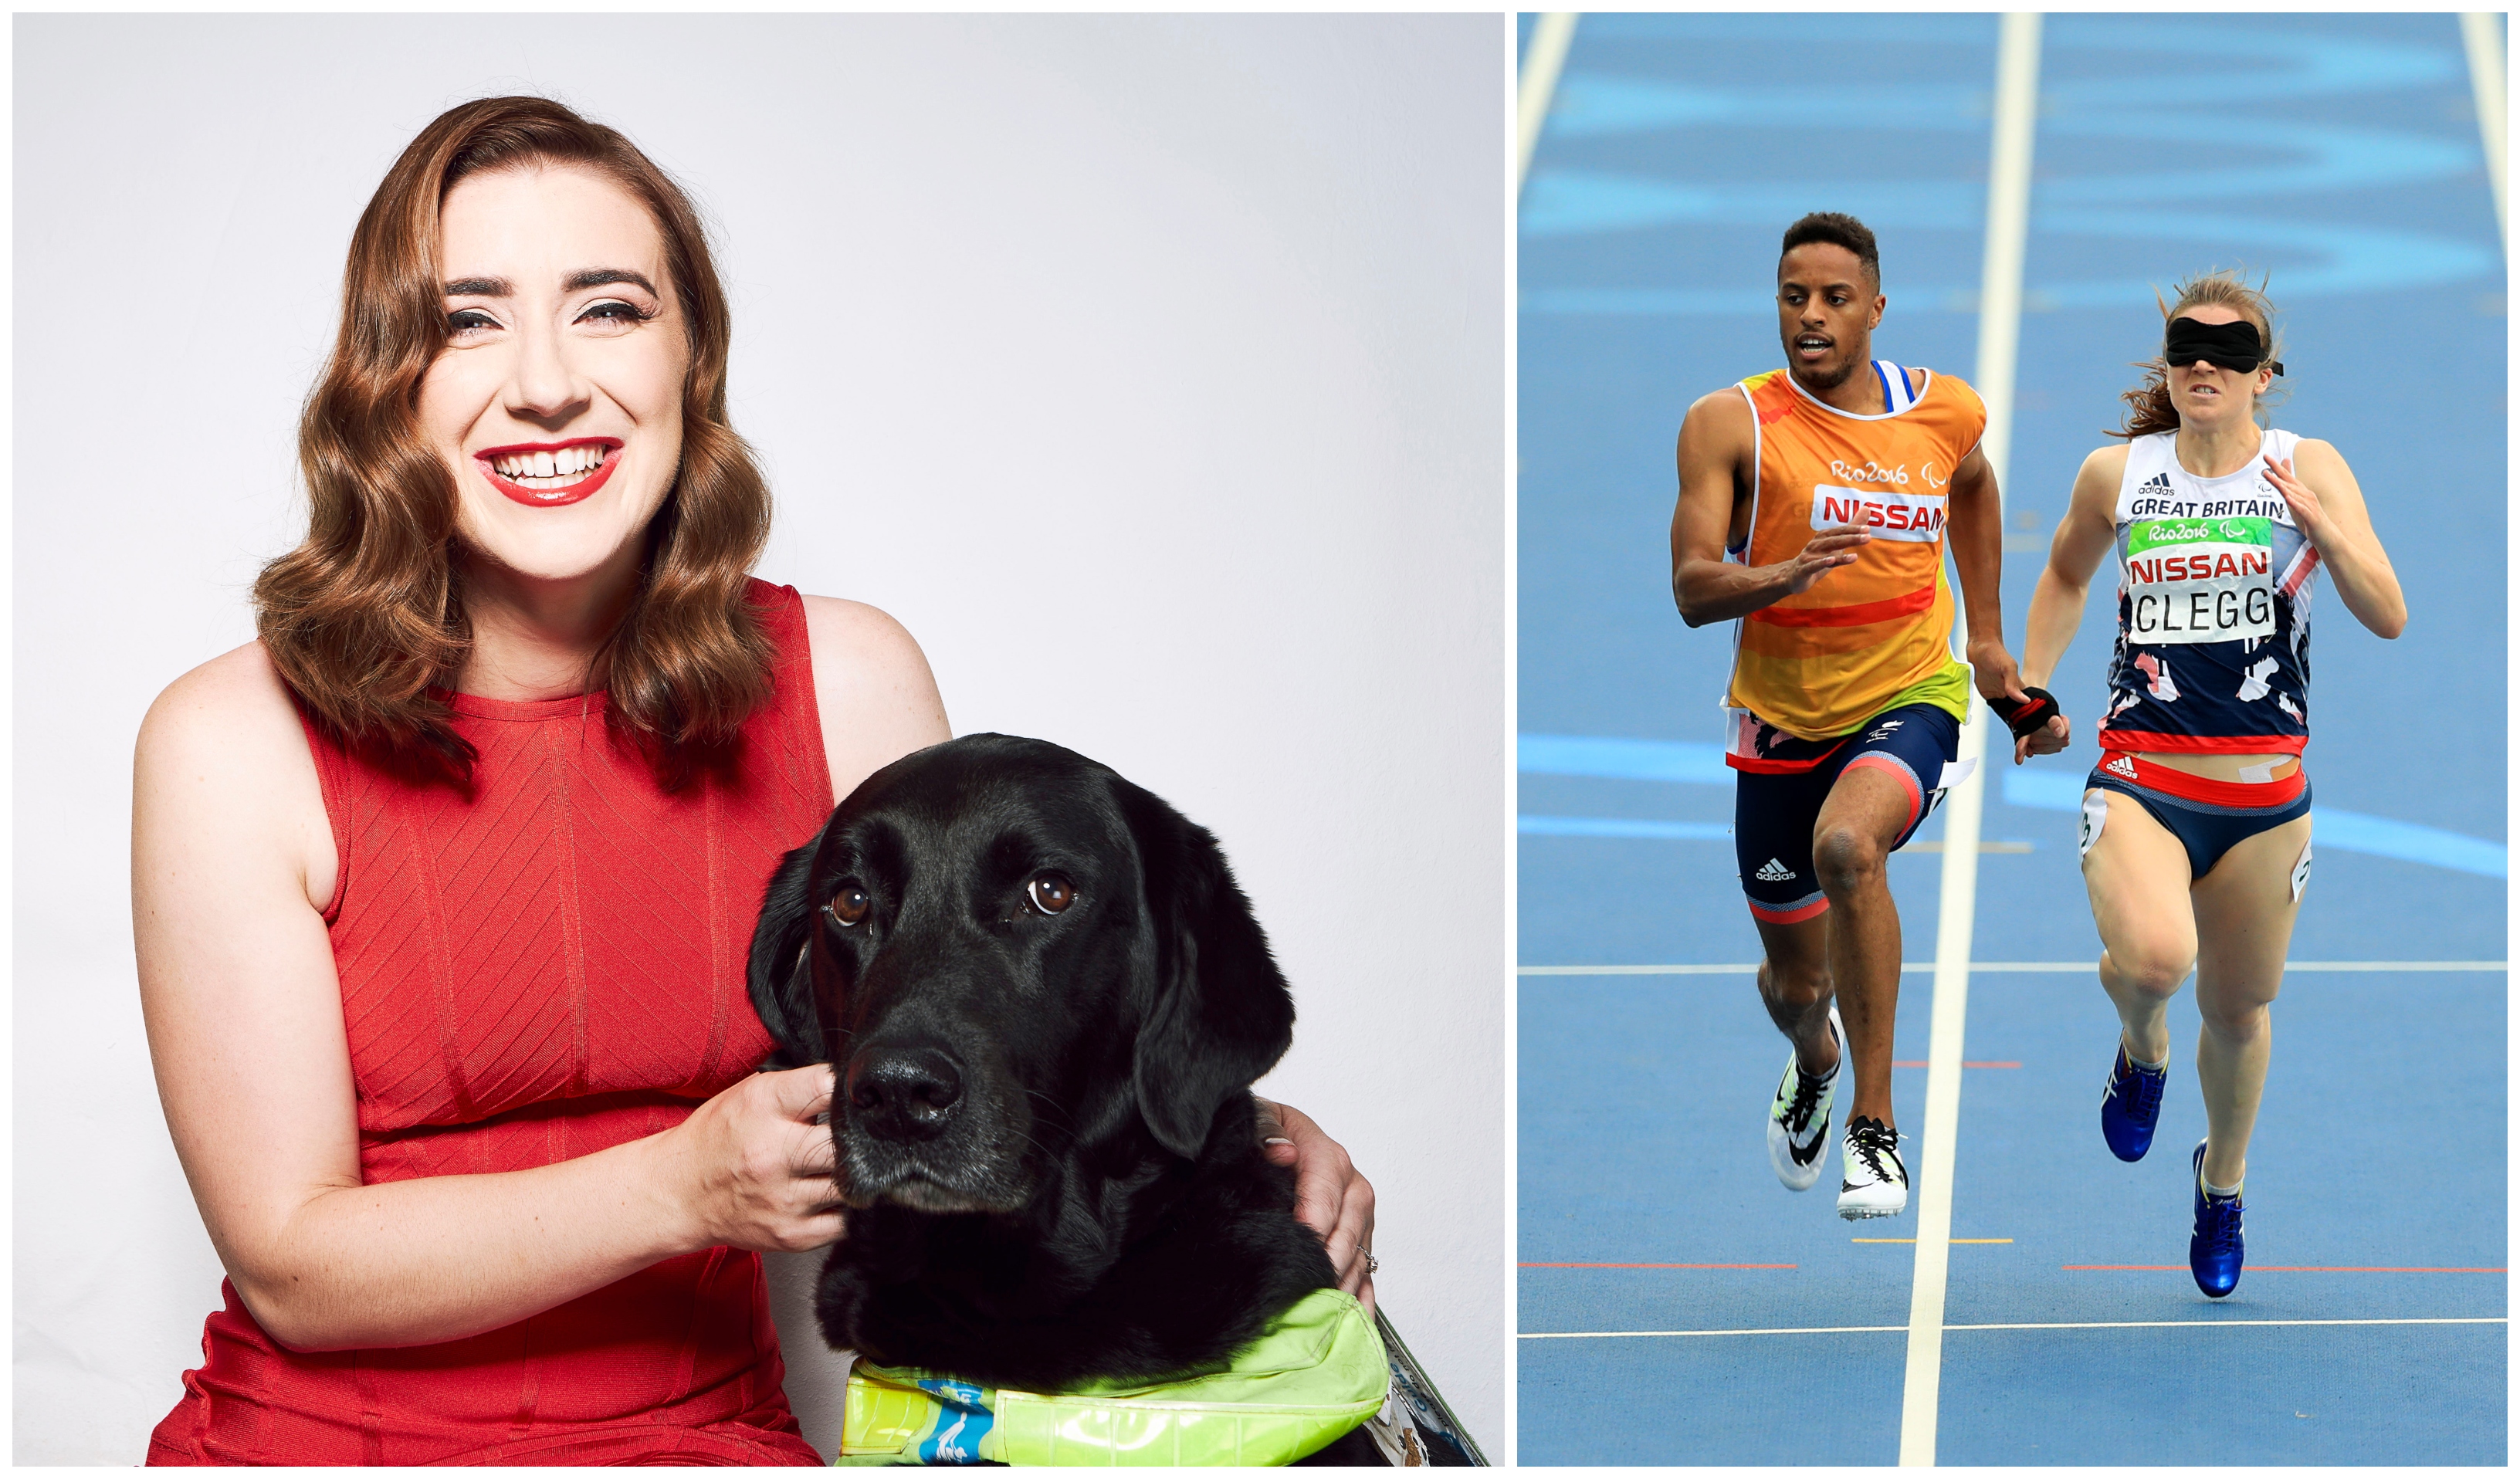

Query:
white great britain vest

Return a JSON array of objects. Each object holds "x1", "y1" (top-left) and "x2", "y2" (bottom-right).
[{"x1": 2099, "y1": 428, "x2": 2318, "y2": 755}]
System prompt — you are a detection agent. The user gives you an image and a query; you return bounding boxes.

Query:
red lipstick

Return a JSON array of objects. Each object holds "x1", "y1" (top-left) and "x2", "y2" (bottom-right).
[{"x1": 475, "y1": 438, "x2": 623, "y2": 508}]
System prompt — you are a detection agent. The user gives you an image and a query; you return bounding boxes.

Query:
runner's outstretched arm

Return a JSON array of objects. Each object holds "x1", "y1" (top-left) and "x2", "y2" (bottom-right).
[
  {"x1": 2017, "y1": 446, "x2": 2125, "y2": 761},
  {"x1": 1669, "y1": 390, "x2": 1870, "y2": 627},
  {"x1": 2267, "y1": 441, "x2": 2405, "y2": 639},
  {"x1": 1944, "y1": 445, "x2": 2062, "y2": 765}
]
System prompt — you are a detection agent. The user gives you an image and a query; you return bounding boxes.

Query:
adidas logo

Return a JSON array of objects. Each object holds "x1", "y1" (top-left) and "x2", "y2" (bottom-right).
[
  {"x1": 1755, "y1": 858, "x2": 1797, "y2": 882},
  {"x1": 2140, "y1": 472, "x2": 2172, "y2": 491},
  {"x1": 2106, "y1": 754, "x2": 2139, "y2": 780}
]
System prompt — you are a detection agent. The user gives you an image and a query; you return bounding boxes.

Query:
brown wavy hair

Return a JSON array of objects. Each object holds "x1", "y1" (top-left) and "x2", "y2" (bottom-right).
[
  {"x1": 2108, "y1": 268, "x2": 2289, "y2": 440},
  {"x1": 253, "y1": 96, "x2": 774, "y2": 786}
]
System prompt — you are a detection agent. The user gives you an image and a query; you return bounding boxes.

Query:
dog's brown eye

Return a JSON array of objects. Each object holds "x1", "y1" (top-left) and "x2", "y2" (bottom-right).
[
  {"x1": 826, "y1": 885, "x2": 870, "y2": 928},
  {"x1": 1025, "y1": 874, "x2": 1076, "y2": 915}
]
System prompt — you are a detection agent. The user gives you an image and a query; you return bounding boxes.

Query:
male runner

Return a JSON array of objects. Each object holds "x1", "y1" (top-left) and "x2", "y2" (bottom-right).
[{"x1": 1668, "y1": 212, "x2": 2065, "y2": 1217}]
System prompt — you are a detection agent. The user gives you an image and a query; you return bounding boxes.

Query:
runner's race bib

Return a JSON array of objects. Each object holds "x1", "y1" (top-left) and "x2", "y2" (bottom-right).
[{"x1": 2122, "y1": 516, "x2": 2274, "y2": 645}]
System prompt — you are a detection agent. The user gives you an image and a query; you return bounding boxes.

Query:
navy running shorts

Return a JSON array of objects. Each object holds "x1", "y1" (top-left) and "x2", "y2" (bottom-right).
[
  {"x1": 2083, "y1": 751, "x2": 2312, "y2": 882},
  {"x1": 1732, "y1": 702, "x2": 1963, "y2": 925}
]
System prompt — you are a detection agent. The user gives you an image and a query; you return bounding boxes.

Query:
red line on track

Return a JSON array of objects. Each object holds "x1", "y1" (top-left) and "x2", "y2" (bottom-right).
[
  {"x1": 1512, "y1": 1260, "x2": 1793, "y2": 1274},
  {"x1": 2064, "y1": 1265, "x2": 2507, "y2": 1273}
]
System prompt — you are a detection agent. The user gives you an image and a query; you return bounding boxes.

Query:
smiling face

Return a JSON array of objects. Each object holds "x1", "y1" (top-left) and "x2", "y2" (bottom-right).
[
  {"x1": 2165, "y1": 302, "x2": 2273, "y2": 432},
  {"x1": 418, "y1": 164, "x2": 688, "y2": 590},
  {"x1": 1776, "y1": 242, "x2": 1885, "y2": 394}
]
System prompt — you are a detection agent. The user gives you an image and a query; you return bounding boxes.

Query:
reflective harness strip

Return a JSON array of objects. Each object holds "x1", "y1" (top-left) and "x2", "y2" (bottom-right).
[{"x1": 835, "y1": 1288, "x2": 1389, "y2": 1466}]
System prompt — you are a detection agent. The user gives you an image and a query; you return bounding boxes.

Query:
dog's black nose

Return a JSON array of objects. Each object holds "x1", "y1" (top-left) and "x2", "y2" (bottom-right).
[{"x1": 845, "y1": 1046, "x2": 965, "y2": 1140}]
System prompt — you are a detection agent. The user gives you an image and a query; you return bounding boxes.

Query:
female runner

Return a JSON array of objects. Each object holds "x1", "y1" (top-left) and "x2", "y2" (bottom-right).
[
  {"x1": 2020, "y1": 270, "x2": 2403, "y2": 1298},
  {"x1": 135, "y1": 96, "x2": 1373, "y2": 1464}
]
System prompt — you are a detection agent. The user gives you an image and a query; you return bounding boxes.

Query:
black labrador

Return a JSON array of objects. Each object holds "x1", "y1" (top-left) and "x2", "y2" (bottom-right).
[{"x1": 747, "y1": 733, "x2": 1386, "y2": 1463}]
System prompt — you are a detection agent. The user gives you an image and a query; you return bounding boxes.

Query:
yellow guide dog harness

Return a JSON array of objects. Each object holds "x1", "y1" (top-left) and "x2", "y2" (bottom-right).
[{"x1": 833, "y1": 1288, "x2": 1388, "y2": 1466}]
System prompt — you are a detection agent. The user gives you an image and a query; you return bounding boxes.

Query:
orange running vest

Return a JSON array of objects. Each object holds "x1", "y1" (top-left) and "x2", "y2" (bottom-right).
[{"x1": 1723, "y1": 364, "x2": 1987, "y2": 739}]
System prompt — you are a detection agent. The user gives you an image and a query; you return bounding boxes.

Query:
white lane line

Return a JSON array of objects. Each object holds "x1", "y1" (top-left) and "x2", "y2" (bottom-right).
[
  {"x1": 1517, "y1": 961, "x2": 2508, "y2": 976},
  {"x1": 1522, "y1": 1325, "x2": 1907, "y2": 1339},
  {"x1": 1947, "y1": 1317, "x2": 2508, "y2": 1331},
  {"x1": 1903, "y1": 13, "x2": 2042, "y2": 1469},
  {"x1": 1516, "y1": 14, "x2": 1580, "y2": 193},
  {"x1": 1522, "y1": 1317, "x2": 2505, "y2": 1339},
  {"x1": 1964, "y1": 15, "x2": 2043, "y2": 500},
  {"x1": 2461, "y1": 14, "x2": 2507, "y2": 255}
]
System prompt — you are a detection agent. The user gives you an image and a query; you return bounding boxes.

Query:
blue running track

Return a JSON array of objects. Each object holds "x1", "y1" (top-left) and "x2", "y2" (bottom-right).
[{"x1": 1516, "y1": 13, "x2": 2505, "y2": 1466}]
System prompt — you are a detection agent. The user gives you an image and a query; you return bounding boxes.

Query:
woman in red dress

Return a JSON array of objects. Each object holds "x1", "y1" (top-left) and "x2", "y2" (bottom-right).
[{"x1": 134, "y1": 96, "x2": 1375, "y2": 1466}]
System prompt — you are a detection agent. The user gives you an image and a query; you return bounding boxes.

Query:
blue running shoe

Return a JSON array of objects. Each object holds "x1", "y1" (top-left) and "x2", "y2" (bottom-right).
[
  {"x1": 2099, "y1": 1043, "x2": 2167, "y2": 1162},
  {"x1": 2189, "y1": 1141, "x2": 2244, "y2": 1298}
]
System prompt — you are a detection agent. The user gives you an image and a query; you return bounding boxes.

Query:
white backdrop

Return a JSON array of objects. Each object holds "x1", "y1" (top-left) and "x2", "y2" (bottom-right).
[{"x1": 12, "y1": 15, "x2": 1506, "y2": 1464}]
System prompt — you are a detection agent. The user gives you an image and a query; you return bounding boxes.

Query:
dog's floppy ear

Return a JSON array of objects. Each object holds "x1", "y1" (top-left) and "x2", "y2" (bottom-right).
[
  {"x1": 1121, "y1": 783, "x2": 1297, "y2": 1159},
  {"x1": 747, "y1": 817, "x2": 834, "y2": 1069}
]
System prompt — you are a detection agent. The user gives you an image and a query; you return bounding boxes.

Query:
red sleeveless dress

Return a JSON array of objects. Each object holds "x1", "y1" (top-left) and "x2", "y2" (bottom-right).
[{"x1": 147, "y1": 581, "x2": 835, "y2": 1466}]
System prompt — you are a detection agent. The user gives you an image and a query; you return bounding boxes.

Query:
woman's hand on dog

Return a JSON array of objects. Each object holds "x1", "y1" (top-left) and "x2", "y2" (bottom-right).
[
  {"x1": 1255, "y1": 1098, "x2": 1377, "y2": 1317},
  {"x1": 659, "y1": 1064, "x2": 848, "y2": 1254}
]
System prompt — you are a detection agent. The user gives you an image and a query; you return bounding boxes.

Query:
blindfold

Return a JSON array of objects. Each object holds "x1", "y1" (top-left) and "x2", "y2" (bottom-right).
[{"x1": 2165, "y1": 316, "x2": 2281, "y2": 377}]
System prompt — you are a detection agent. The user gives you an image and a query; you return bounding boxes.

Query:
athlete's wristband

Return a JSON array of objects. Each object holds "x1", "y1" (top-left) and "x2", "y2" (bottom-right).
[{"x1": 1998, "y1": 686, "x2": 2061, "y2": 740}]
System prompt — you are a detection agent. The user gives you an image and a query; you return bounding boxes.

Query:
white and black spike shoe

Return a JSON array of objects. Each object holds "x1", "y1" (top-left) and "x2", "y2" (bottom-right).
[
  {"x1": 1837, "y1": 1115, "x2": 1909, "y2": 1220},
  {"x1": 1766, "y1": 1008, "x2": 1844, "y2": 1191}
]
